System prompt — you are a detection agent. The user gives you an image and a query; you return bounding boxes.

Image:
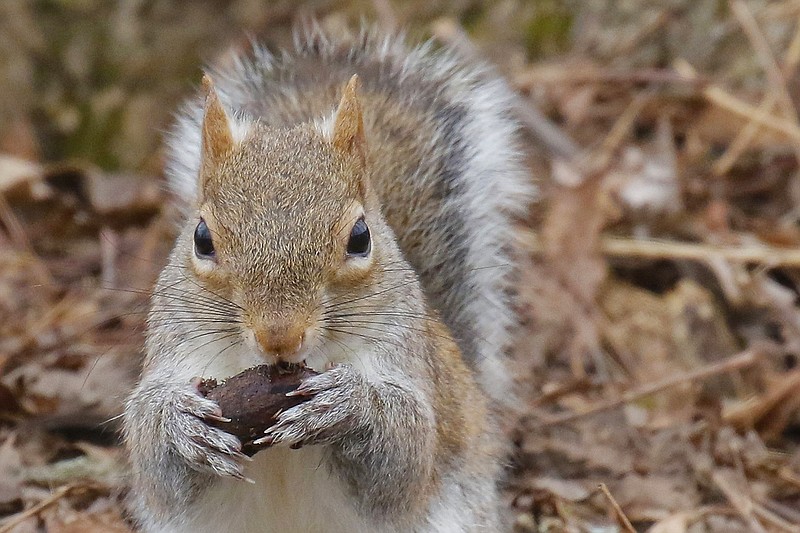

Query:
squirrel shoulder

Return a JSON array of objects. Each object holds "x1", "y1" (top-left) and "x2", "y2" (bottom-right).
[{"x1": 124, "y1": 26, "x2": 531, "y2": 533}]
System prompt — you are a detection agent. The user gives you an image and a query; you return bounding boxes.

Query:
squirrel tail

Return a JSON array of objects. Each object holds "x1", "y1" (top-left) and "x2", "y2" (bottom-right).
[{"x1": 398, "y1": 56, "x2": 533, "y2": 407}]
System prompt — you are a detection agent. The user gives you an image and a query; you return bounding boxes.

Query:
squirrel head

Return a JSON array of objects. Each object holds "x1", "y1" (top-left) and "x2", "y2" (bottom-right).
[{"x1": 184, "y1": 74, "x2": 384, "y2": 365}]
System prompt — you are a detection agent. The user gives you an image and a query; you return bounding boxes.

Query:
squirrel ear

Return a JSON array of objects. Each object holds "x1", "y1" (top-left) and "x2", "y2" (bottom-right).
[
  {"x1": 201, "y1": 74, "x2": 235, "y2": 168},
  {"x1": 332, "y1": 75, "x2": 366, "y2": 165}
]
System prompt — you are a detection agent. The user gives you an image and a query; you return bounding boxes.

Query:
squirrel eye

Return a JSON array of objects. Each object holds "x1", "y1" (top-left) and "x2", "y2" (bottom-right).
[
  {"x1": 346, "y1": 217, "x2": 371, "y2": 257},
  {"x1": 194, "y1": 219, "x2": 215, "y2": 259}
]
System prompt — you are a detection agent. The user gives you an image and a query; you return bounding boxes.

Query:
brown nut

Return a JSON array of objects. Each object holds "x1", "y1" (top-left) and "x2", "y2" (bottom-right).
[{"x1": 198, "y1": 363, "x2": 319, "y2": 455}]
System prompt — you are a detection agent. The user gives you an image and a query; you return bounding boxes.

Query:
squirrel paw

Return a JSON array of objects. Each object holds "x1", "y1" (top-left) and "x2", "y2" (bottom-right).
[
  {"x1": 254, "y1": 365, "x2": 366, "y2": 449},
  {"x1": 168, "y1": 383, "x2": 251, "y2": 480}
]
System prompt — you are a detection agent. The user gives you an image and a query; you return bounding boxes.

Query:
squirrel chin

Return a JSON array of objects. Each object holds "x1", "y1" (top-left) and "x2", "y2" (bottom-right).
[
  {"x1": 259, "y1": 358, "x2": 319, "y2": 373},
  {"x1": 262, "y1": 359, "x2": 333, "y2": 373},
  {"x1": 270, "y1": 360, "x2": 308, "y2": 372},
  {"x1": 264, "y1": 355, "x2": 332, "y2": 374}
]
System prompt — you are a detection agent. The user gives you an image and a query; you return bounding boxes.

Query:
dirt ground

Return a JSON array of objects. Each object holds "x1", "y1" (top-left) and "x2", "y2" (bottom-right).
[{"x1": 2, "y1": 1, "x2": 800, "y2": 531}]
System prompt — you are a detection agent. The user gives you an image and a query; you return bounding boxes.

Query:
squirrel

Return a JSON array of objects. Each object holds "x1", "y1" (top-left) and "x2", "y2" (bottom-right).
[{"x1": 123, "y1": 24, "x2": 532, "y2": 533}]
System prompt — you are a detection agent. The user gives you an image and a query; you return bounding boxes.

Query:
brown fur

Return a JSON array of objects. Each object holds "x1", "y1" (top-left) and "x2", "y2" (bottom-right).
[
  {"x1": 201, "y1": 76, "x2": 235, "y2": 177},
  {"x1": 124, "y1": 28, "x2": 523, "y2": 532},
  {"x1": 332, "y1": 75, "x2": 367, "y2": 172}
]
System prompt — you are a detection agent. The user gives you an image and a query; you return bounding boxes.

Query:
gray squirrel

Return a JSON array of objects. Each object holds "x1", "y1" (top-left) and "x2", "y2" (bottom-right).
[{"x1": 123, "y1": 24, "x2": 532, "y2": 532}]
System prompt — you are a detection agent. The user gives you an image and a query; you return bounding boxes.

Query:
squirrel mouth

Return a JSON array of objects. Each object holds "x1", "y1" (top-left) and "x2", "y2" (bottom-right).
[{"x1": 272, "y1": 360, "x2": 307, "y2": 374}]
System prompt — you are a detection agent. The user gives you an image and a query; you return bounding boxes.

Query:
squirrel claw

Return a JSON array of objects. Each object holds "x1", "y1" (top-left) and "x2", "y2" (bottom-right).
[
  {"x1": 230, "y1": 469, "x2": 255, "y2": 483},
  {"x1": 285, "y1": 389, "x2": 312, "y2": 397},
  {"x1": 287, "y1": 370, "x2": 333, "y2": 397},
  {"x1": 229, "y1": 449, "x2": 252, "y2": 462},
  {"x1": 252, "y1": 435, "x2": 274, "y2": 447},
  {"x1": 204, "y1": 413, "x2": 232, "y2": 423}
]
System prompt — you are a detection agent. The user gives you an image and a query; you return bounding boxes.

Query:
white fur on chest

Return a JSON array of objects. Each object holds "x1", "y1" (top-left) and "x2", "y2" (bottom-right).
[
  {"x1": 161, "y1": 333, "x2": 388, "y2": 533},
  {"x1": 167, "y1": 447, "x2": 375, "y2": 533}
]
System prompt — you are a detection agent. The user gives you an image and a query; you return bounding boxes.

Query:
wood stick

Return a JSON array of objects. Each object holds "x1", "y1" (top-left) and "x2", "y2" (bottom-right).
[
  {"x1": 674, "y1": 59, "x2": 800, "y2": 144},
  {"x1": 731, "y1": 0, "x2": 799, "y2": 127},
  {"x1": 535, "y1": 347, "x2": 767, "y2": 426},
  {"x1": 512, "y1": 66, "x2": 706, "y2": 88},
  {"x1": 715, "y1": 0, "x2": 800, "y2": 176},
  {"x1": 0, "y1": 484, "x2": 75, "y2": 533},
  {"x1": 521, "y1": 229, "x2": 800, "y2": 267},
  {"x1": 712, "y1": 91, "x2": 779, "y2": 176},
  {"x1": 710, "y1": 469, "x2": 768, "y2": 533},
  {"x1": 598, "y1": 483, "x2": 636, "y2": 533},
  {"x1": 730, "y1": 0, "x2": 800, "y2": 169}
]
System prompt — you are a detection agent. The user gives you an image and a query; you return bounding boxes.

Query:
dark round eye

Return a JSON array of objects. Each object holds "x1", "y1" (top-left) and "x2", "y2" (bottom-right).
[
  {"x1": 346, "y1": 217, "x2": 371, "y2": 257},
  {"x1": 194, "y1": 219, "x2": 215, "y2": 259}
]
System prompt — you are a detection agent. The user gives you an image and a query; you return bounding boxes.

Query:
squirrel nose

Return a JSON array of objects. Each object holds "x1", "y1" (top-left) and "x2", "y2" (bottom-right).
[{"x1": 253, "y1": 322, "x2": 306, "y2": 360}]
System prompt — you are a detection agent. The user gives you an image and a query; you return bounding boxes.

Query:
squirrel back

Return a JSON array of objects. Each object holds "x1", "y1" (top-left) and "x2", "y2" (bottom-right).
[{"x1": 167, "y1": 25, "x2": 533, "y2": 403}]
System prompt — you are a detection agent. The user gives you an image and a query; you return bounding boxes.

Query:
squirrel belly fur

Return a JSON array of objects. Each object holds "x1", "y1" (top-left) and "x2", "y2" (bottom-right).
[{"x1": 123, "y1": 24, "x2": 533, "y2": 533}]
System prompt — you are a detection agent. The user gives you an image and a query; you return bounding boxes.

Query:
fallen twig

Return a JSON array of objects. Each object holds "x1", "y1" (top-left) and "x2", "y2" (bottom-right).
[
  {"x1": 535, "y1": 346, "x2": 769, "y2": 426},
  {"x1": 710, "y1": 469, "x2": 768, "y2": 533},
  {"x1": 730, "y1": 0, "x2": 800, "y2": 170},
  {"x1": 712, "y1": 91, "x2": 780, "y2": 176},
  {"x1": 512, "y1": 65, "x2": 707, "y2": 88},
  {"x1": 521, "y1": 229, "x2": 800, "y2": 267},
  {"x1": 598, "y1": 483, "x2": 636, "y2": 533},
  {"x1": 593, "y1": 90, "x2": 652, "y2": 169},
  {"x1": 0, "y1": 193, "x2": 53, "y2": 286},
  {"x1": 0, "y1": 484, "x2": 76, "y2": 533},
  {"x1": 714, "y1": 0, "x2": 800, "y2": 175},
  {"x1": 675, "y1": 58, "x2": 800, "y2": 144},
  {"x1": 731, "y1": 0, "x2": 799, "y2": 129},
  {"x1": 752, "y1": 500, "x2": 800, "y2": 533},
  {"x1": 723, "y1": 370, "x2": 800, "y2": 437}
]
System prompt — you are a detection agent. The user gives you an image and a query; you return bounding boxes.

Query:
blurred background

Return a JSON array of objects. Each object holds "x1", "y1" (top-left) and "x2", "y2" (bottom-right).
[{"x1": 3, "y1": 0, "x2": 800, "y2": 531}]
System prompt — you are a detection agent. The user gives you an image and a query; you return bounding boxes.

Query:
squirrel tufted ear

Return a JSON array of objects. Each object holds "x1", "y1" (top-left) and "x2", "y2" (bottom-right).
[
  {"x1": 332, "y1": 75, "x2": 366, "y2": 165},
  {"x1": 201, "y1": 74, "x2": 235, "y2": 169}
]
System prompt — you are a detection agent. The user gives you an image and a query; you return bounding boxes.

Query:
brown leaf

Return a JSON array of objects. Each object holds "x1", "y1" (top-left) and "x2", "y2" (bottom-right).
[
  {"x1": 0, "y1": 435, "x2": 23, "y2": 509},
  {"x1": 44, "y1": 506, "x2": 133, "y2": 533}
]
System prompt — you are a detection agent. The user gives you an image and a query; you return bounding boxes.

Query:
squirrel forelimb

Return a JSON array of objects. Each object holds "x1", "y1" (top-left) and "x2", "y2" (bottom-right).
[
  {"x1": 123, "y1": 24, "x2": 531, "y2": 533},
  {"x1": 254, "y1": 364, "x2": 371, "y2": 448}
]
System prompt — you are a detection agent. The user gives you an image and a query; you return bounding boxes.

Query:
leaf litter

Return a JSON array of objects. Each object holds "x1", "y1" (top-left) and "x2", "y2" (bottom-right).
[{"x1": 3, "y1": 1, "x2": 800, "y2": 531}]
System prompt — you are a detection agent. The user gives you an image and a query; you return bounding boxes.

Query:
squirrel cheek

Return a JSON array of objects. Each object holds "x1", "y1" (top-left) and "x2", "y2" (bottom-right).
[
  {"x1": 334, "y1": 253, "x2": 374, "y2": 286},
  {"x1": 188, "y1": 251, "x2": 229, "y2": 292},
  {"x1": 190, "y1": 252, "x2": 217, "y2": 277}
]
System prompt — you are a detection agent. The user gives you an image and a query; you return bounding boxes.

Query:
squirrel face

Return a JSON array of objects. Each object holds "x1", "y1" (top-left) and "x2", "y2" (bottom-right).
[{"x1": 184, "y1": 75, "x2": 379, "y2": 365}]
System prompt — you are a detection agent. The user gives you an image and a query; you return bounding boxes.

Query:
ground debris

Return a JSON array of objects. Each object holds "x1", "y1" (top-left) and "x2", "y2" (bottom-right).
[{"x1": 3, "y1": 1, "x2": 800, "y2": 532}]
